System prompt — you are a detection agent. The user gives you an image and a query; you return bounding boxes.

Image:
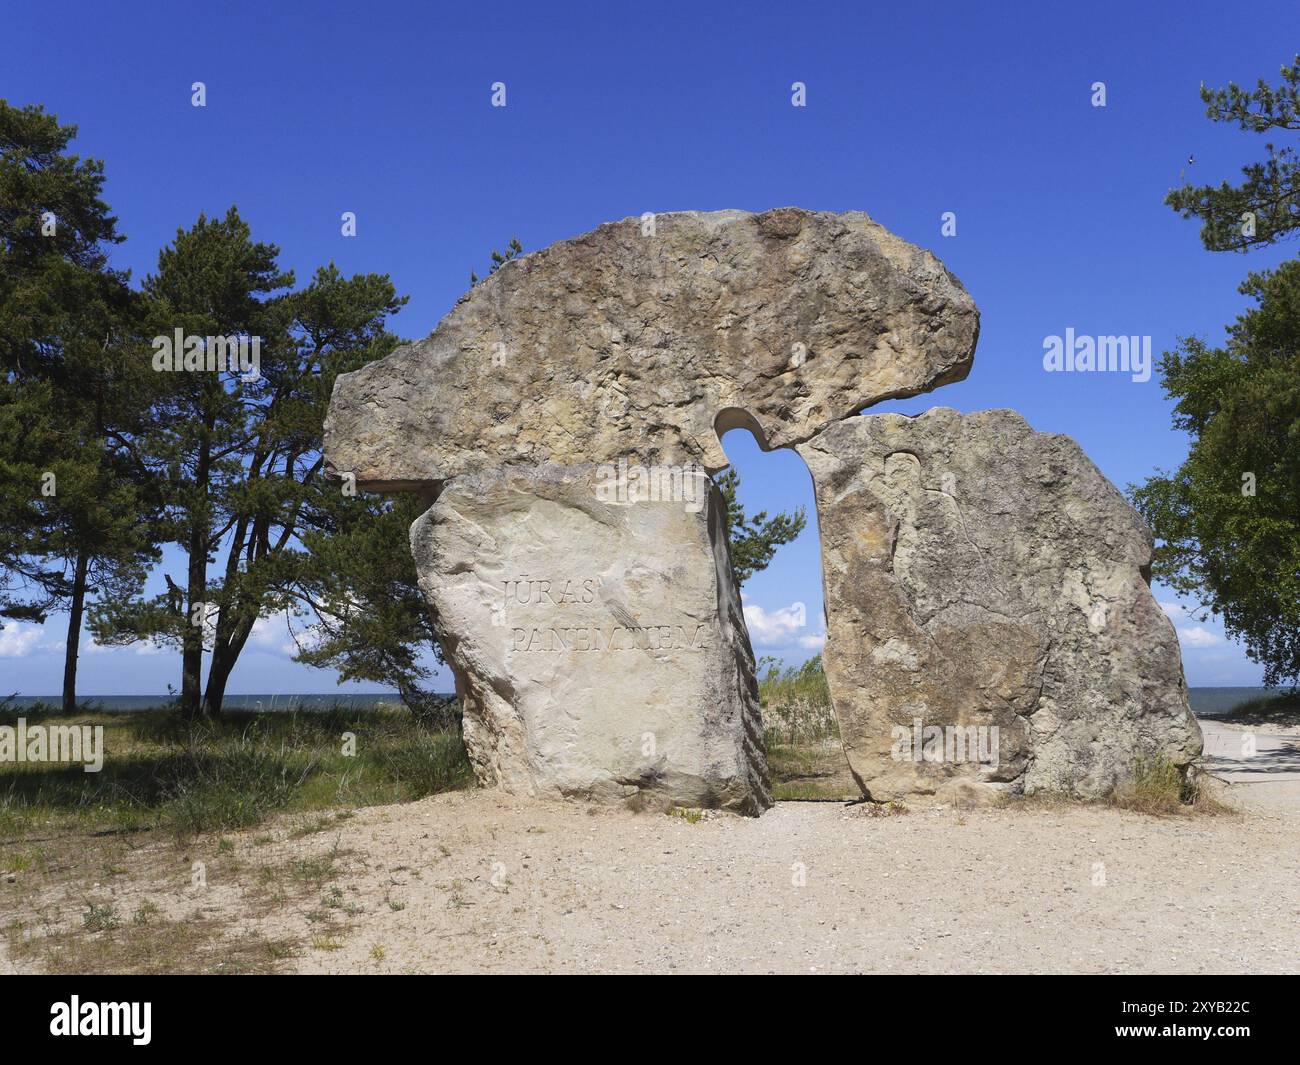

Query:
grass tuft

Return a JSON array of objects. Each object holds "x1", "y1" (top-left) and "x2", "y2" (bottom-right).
[
  {"x1": 82, "y1": 902, "x2": 120, "y2": 933},
  {"x1": 1224, "y1": 690, "x2": 1300, "y2": 725},
  {"x1": 1110, "y1": 755, "x2": 1231, "y2": 816}
]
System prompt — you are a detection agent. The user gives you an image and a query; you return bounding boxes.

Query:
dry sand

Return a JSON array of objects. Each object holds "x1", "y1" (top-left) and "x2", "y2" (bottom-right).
[
  {"x1": 4, "y1": 719, "x2": 1297, "y2": 975},
  {"x1": 278, "y1": 785, "x2": 1300, "y2": 974}
]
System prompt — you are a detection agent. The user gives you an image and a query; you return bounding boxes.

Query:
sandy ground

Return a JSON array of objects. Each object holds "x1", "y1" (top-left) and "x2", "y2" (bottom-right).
[
  {"x1": 4, "y1": 717, "x2": 1298, "y2": 975},
  {"x1": 271, "y1": 788, "x2": 1298, "y2": 974}
]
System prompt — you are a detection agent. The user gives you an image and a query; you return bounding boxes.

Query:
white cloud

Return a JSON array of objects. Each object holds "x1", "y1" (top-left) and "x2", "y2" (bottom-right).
[
  {"x1": 0, "y1": 624, "x2": 47, "y2": 658},
  {"x1": 795, "y1": 633, "x2": 825, "y2": 651},
  {"x1": 743, "y1": 600, "x2": 812, "y2": 647},
  {"x1": 1158, "y1": 601, "x2": 1191, "y2": 622},
  {"x1": 248, "y1": 614, "x2": 304, "y2": 657},
  {"x1": 1178, "y1": 625, "x2": 1221, "y2": 649},
  {"x1": 1159, "y1": 601, "x2": 1224, "y2": 649}
]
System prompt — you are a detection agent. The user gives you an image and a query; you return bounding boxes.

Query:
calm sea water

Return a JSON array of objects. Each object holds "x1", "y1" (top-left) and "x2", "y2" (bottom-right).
[
  {"x1": 1, "y1": 687, "x2": 1287, "y2": 714},
  {"x1": 1183, "y1": 687, "x2": 1290, "y2": 715}
]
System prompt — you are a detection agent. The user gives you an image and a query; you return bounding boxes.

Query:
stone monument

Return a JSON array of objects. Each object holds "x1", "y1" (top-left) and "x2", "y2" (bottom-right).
[{"x1": 324, "y1": 208, "x2": 1202, "y2": 811}]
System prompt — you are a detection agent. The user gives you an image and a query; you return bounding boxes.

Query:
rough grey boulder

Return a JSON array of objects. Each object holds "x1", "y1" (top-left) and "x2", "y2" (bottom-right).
[
  {"x1": 324, "y1": 208, "x2": 978, "y2": 490},
  {"x1": 797, "y1": 408, "x2": 1203, "y2": 802},
  {"x1": 411, "y1": 463, "x2": 771, "y2": 814}
]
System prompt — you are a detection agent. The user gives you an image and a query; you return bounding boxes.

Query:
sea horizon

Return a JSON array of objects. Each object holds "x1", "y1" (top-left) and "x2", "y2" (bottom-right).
[{"x1": 1, "y1": 686, "x2": 1291, "y2": 715}]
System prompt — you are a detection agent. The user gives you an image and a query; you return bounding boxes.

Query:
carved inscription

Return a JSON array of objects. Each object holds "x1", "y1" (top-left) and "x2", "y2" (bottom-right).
[
  {"x1": 503, "y1": 578, "x2": 597, "y2": 607},
  {"x1": 509, "y1": 624, "x2": 707, "y2": 653},
  {"x1": 500, "y1": 577, "x2": 707, "y2": 653}
]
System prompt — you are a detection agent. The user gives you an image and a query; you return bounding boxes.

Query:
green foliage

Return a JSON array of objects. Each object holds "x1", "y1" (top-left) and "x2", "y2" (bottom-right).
[
  {"x1": 0, "y1": 100, "x2": 121, "y2": 376},
  {"x1": 88, "y1": 210, "x2": 408, "y2": 716},
  {"x1": 757, "y1": 654, "x2": 858, "y2": 800},
  {"x1": 1136, "y1": 59, "x2": 1300, "y2": 689},
  {"x1": 0, "y1": 100, "x2": 158, "y2": 709},
  {"x1": 1133, "y1": 255, "x2": 1300, "y2": 690},
  {"x1": 1224, "y1": 689, "x2": 1300, "y2": 722},
  {"x1": 757, "y1": 654, "x2": 836, "y2": 746},
  {"x1": 287, "y1": 489, "x2": 449, "y2": 722},
  {"x1": 1165, "y1": 55, "x2": 1300, "y2": 251},
  {"x1": 87, "y1": 208, "x2": 293, "y2": 713},
  {"x1": 714, "y1": 467, "x2": 807, "y2": 585},
  {"x1": 469, "y1": 236, "x2": 523, "y2": 287}
]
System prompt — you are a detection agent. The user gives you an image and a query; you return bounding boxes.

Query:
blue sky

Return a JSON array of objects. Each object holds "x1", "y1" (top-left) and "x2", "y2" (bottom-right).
[{"x1": 2, "y1": 0, "x2": 1292, "y2": 694}]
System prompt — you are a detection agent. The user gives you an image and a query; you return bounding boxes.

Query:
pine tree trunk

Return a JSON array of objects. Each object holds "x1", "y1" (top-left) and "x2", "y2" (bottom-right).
[
  {"x1": 181, "y1": 426, "x2": 212, "y2": 718},
  {"x1": 61, "y1": 549, "x2": 90, "y2": 714},
  {"x1": 201, "y1": 611, "x2": 256, "y2": 717},
  {"x1": 201, "y1": 650, "x2": 231, "y2": 717},
  {"x1": 181, "y1": 541, "x2": 206, "y2": 717}
]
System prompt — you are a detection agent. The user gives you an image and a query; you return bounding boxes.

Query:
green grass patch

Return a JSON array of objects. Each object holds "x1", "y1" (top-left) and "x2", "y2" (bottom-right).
[
  {"x1": 5, "y1": 908, "x2": 296, "y2": 975},
  {"x1": 0, "y1": 704, "x2": 473, "y2": 839}
]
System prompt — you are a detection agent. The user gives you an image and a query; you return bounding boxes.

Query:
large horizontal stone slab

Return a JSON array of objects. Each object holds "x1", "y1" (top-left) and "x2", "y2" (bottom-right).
[
  {"x1": 411, "y1": 463, "x2": 771, "y2": 814},
  {"x1": 325, "y1": 208, "x2": 978, "y2": 489},
  {"x1": 797, "y1": 408, "x2": 1203, "y2": 802}
]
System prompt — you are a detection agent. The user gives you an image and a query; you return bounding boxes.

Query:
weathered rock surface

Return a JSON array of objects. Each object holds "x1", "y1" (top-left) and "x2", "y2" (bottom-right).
[
  {"x1": 325, "y1": 208, "x2": 978, "y2": 490},
  {"x1": 797, "y1": 408, "x2": 1203, "y2": 802},
  {"x1": 411, "y1": 463, "x2": 771, "y2": 814}
]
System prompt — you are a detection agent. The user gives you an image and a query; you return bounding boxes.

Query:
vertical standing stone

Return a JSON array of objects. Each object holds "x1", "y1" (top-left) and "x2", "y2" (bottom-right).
[
  {"x1": 798, "y1": 408, "x2": 1203, "y2": 803},
  {"x1": 411, "y1": 463, "x2": 771, "y2": 814}
]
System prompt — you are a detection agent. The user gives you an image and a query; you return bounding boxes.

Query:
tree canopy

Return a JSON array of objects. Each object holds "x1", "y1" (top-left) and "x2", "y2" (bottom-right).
[
  {"x1": 1133, "y1": 56, "x2": 1300, "y2": 689},
  {"x1": 1166, "y1": 55, "x2": 1300, "y2": 251},
  {"x1": 1131, "y1": 263, "x2": 1300, "y2": 687}
]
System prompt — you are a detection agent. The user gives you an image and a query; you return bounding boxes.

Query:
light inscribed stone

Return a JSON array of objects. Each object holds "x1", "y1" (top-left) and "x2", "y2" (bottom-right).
[{"x1": 411, "y1": 464, "x2": 770, "y2": 814}]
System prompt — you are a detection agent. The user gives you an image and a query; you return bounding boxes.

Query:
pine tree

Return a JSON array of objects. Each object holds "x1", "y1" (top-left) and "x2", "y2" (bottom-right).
[
  {"x1": 0, "y1": 100, "x2": 158, "y2": 710},
  {"x1": 714, "y1": 467, "x2": 807, "y2": 585},
  {"x1": 1165, "y1": 55, "x2": 1300, "y2": 250},
  {"x1": 286, "y1": 487, "x2": 448, "y2": 724},
  {"x1": 89, "y1": 213, "x2": 407, "y2": 717}
]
